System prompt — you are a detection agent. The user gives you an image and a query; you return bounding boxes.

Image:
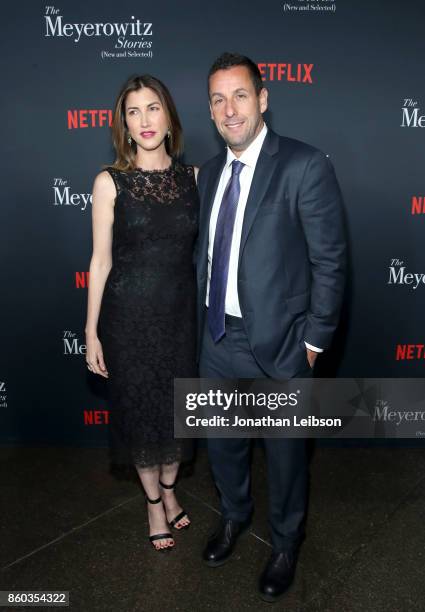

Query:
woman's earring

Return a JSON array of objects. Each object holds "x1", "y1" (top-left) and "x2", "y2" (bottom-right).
[
  {"x1": 167, "y1": 129, "x2": 171, "y2": 139},
  {"x1": 128, "y1": 135, "x2": 132, "y2": 145}
]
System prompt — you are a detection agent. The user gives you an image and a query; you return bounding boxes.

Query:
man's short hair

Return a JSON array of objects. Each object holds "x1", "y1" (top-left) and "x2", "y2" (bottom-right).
[{"x1": 208, "y1": 52, "x2": 264, "y2": 96}]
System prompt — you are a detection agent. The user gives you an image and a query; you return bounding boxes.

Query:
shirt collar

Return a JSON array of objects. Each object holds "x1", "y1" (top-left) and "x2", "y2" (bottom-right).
[{"x1": 225, "y1": 123, "x2": 268, "y2": 169}]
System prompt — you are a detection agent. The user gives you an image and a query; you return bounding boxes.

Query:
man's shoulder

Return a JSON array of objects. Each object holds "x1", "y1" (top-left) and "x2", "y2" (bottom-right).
[
  {"x1": 269, "y1": 132, "x2": 335, "y2": 176},
  {"x1": 272, "y1": 131, "x2": 324, "y2": 159},
  {"x1": 199, "y1": 151, "x2": 225, "y2": 174}
]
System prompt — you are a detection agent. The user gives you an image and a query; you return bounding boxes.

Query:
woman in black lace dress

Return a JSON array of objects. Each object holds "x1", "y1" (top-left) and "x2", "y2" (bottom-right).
[{"x1": 84, "y1": 75, "x2": 198, "y2": 551}]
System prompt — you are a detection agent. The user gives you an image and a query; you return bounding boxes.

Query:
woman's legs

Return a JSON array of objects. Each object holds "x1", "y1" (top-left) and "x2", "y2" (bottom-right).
[
  {"x1": 135, "y1": 465, "x2": 174, "y2": 550},
  {"x1": 159, "y1": 462, "x2": 190, "y2": 529}
]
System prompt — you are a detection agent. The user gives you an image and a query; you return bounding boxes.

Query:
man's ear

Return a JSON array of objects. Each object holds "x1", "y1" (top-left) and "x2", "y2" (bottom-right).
[
  {"x1": 209, "y1": 101, "x2": 214, "y2": 120},
  {"x1": 259, "y1": 87, "x2": 268, "y2": 114}
]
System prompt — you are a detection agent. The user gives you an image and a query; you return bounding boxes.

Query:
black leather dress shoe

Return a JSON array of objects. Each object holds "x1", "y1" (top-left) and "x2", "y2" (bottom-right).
[
  {"x1": 258, "y1": 549, "x2": 298, "y2": 602},
  {"x1": 202, "y1": 518, "x2": 250, "y2": 567}
]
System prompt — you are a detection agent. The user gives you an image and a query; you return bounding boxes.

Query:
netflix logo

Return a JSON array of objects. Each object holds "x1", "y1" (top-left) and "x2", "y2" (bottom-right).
[
  {"x1": 67, "y1": 109, "x2": 113, "y2": 129},
  {"x1": 258, "y1": 63, "x2": 314, "y2": 84},
  {"x1": 411, "y1": 196, "x2": 425, "y2": 215},
  {"x1": 76, "y1": 272, "x2": 90, "y2": 289},
  {"x1": 84, "y1": 410, "x2": 109, "y2": 425},
  {"x1": 396, "y1": 345, "x2": 425, "y2": 360}
]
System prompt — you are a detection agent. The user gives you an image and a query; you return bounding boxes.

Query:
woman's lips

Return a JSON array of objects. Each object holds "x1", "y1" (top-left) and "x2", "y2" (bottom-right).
[{"x1": 140, "y1": 131, "x2": 156, "y2": 138}]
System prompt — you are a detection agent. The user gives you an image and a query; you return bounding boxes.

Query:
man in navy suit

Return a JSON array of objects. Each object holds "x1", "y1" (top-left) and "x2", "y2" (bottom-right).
[{"x1": 196, "y1": 52, "x2": 346, "y2": 602}]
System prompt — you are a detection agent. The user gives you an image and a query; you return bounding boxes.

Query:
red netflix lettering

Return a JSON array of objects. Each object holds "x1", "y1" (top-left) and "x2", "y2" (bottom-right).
[
  {"x1": 67, "y1": 110, "x2": 113, "y2": 129},
  {"x1": 411, "y1": 196, "x2": 425, "y2": 215},
  {"x1": 84, "y1": 410, "x2": 109, "y2": 425},
  {"x1": 257, "y1": 63, "x2": 314, "y2": 84},
  {"x1": 396, "y1": 344, "x2": 425, "y2": 360},
  {"x1": 75, "y1": 272, "x2": 90, "y2": 288}
]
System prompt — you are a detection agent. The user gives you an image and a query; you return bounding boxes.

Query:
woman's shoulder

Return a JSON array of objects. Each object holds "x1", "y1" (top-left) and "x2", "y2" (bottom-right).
[
  {"x1": 94, "y1": 168, "x2": 116, "y2": 186},
  {"x1": 174, "y1": 161, "x2": 199, "y2": 181},
  {"x1": 94, "y1": 168, "x2": 121, "y2": 197},
  {"x1": 101, "y1": 165, "x2": 125, "y2": 178}
]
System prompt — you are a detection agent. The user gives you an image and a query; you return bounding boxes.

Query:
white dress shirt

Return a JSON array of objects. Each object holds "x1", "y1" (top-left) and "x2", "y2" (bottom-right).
[{"x1": 206, "y1": 123, "x2": 322, "y2": 353}]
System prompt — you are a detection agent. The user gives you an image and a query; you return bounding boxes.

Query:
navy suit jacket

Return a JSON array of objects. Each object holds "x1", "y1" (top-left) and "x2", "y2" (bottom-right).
[{"x1": 196, "y1": 129, "x2": 346, "y2": 378}]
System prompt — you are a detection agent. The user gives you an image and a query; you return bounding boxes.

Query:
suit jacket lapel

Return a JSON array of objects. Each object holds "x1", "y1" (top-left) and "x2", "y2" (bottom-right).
[
  {"x1": 198, "y1": 151, "x2": 226, "y2": 281},
  {"x1": 202, "y1": 153, "x2": 226, "y2": 225},
  {"x1": 238, "y1": 130, "x2": 280, "y2": 269}
]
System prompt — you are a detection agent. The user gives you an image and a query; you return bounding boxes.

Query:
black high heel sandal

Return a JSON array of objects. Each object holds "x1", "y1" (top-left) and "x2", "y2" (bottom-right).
[
  {"x1": 159, "y1": 480, "x2": 191, "y2": 530},
  {"x1": 145, "y1": 495, "x2": 174, "y2": 551}
]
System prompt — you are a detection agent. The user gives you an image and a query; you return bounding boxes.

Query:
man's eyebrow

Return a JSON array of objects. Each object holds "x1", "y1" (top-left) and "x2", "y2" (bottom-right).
[{"x1": 210, "y1": 88, "x2": 249, "y2": 98}]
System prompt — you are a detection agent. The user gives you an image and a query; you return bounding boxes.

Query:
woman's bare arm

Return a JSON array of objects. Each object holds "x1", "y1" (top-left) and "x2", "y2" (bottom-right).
[{"x1": 85, "y1": 170, "x2": 115, "y2": 376}]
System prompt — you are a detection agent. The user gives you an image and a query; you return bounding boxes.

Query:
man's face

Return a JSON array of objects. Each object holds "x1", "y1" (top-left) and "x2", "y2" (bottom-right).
[{"x1": 209, "y1": 65, "x2": 268, "y2": 155}]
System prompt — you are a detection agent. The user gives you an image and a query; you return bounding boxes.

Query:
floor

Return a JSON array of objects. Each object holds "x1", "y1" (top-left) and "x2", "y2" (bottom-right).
[{"x1": 1, "y1": 445, "x2": 424, "y2": 611}]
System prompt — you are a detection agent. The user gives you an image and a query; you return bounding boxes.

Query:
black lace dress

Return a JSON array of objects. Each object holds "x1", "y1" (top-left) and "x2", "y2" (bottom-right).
[{"x1": 98, "y1": 160, "x2": 198, "y2": 470}]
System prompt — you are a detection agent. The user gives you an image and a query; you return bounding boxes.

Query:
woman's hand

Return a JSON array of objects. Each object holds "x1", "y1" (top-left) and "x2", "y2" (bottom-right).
[{"x1": 86, "y1": 335, "x2": 109, "y2": 378}]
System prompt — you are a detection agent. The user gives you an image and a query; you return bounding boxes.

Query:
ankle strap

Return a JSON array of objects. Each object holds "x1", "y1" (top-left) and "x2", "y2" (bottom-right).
[
  {"x1": 159, "y1": 479, "x2": 176, "y2": 490},
  {"x1": 145, "y1": 495, "x2": 162, "y2": 504}
]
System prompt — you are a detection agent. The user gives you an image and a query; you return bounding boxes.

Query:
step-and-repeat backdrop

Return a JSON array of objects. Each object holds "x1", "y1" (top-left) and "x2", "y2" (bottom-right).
[{"x1": 1, "y1": 1, "x2": 424, "y2": 446}]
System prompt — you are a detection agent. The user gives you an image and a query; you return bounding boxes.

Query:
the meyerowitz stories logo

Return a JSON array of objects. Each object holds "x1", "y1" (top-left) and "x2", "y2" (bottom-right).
[
  {"x1": 52, "y1": 178, "x2": 92, "y2": 212},
  {"x1": 63, "y1": 331, "x2": 86, "y2": 356},
  {"x1": 283, "y1": 1, "x2": 336, "y2": 13},
  {"x1": 389, "y1": 257, "x2": 425, "y2": 361},
  {"x1": 44, "y1": 6, "x2": 153, "y2": 59},
  {"x1": 401, "y1": 99, "x2": 425, "y2": 127},
  {"x1": 388, "y1": 259, "x2": 425, "y2": 290},
  {"x1": 258, "y1": 63, "x2": 314, "y2": 84}
]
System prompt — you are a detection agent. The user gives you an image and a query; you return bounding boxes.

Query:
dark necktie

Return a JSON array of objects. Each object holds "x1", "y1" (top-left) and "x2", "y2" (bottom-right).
[{"x1": 208, "y1": 159, "x2": 244, "y2": 343}]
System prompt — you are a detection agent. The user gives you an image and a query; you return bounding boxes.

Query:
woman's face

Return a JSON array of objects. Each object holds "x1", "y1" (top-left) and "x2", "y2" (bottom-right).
[{"x1": 125, "y1": 87, "x2": 169, "y2": 153}]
